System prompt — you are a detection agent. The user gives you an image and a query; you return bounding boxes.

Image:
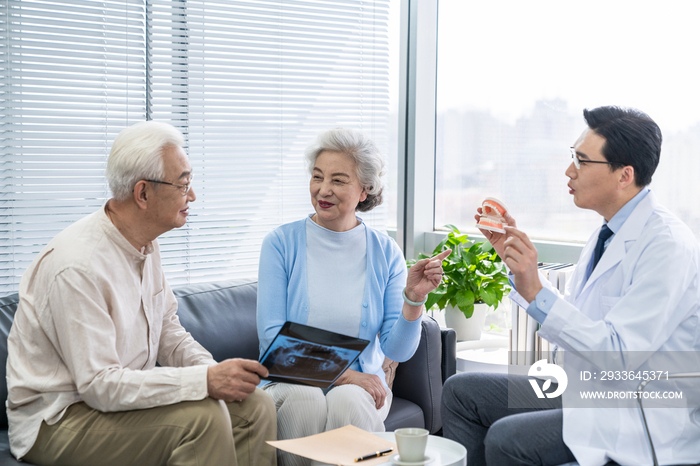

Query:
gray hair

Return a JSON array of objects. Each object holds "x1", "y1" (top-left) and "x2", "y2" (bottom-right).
[
  {"x1": 106, "y1": 121, "x2": 185, "y2": 202},
  {"x1": 304, "y1": 128, "x2": 385, "y2": 212}
]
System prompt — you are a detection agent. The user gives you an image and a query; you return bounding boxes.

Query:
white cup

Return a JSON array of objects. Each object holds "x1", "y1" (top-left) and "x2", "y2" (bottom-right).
[{"x1": 394, "y1": 427, "x2": 429, "y2": 462}]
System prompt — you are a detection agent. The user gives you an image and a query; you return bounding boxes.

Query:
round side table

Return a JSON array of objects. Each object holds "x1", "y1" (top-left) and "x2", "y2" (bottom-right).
[{"x1": 372, "y1": 432, "x2": 466, "y2": 466}]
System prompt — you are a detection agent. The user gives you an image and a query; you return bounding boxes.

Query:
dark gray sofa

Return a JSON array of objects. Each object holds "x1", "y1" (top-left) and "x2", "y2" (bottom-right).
[{"x1": 0, "y1": 279, "x2": 456, "y2": 465}]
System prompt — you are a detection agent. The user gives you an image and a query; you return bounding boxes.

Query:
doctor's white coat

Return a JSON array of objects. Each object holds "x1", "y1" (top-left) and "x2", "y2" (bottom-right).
[{"x1": 514, "y1": 191, "x2": 700, "y2": 465}]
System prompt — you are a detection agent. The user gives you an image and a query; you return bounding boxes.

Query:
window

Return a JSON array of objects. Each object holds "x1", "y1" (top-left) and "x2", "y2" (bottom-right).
[
  {"x1": 0, "y1": 1, "x2": 146, "y2": 293},
  {"x1": 435, "y1": 0, "x2": 700, "y2": 242},
  {"x1": 1, "y1": 0, "x2": 399, "y2": 292}
]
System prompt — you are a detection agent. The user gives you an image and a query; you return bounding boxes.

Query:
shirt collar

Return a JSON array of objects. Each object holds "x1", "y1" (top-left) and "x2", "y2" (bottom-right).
[
  {"x1": 100, "y1": 204, "x2": 154, "y2": 259},
  {"x1": 606, "y1": 186, "x2": 650, "y2": 234}
]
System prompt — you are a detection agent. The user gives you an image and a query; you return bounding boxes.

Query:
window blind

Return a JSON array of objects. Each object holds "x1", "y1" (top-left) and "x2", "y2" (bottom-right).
[
  {"x1": 0, "y1": 0, "x2": 146, "y2": 293},
  {"x1": 1, "y1": 0, "x2": 394, "y2": 292},
  {"x1": 148, "y1": 0, "x2": 393, "y2": 286}
]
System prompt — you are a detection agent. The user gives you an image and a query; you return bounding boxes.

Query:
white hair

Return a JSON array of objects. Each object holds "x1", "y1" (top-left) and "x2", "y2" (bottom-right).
[
  {"x1": 106, "y1": 121, "x2": 185, "y2": 201},
  {"x1": 304, "y1": 128, "x2": 385, "y2": 212}
]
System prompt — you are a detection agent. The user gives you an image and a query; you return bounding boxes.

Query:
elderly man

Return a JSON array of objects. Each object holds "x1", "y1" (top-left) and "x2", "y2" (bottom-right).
[
  {"x1": 442, "y1": 106, "x2": 700, "y2": 465},
  {"x1": 6, "y1": 121, "x2": 277, "y2": 465}
]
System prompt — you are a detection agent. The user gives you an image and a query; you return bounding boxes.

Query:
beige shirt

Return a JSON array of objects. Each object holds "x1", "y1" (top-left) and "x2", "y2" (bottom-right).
[{"x1": 6, "y1": 206, "x2": 215, "y2": 459}]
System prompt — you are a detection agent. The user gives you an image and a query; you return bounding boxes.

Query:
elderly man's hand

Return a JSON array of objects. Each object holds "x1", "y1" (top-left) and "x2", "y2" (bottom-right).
[
  {"x1": 503, "y1": 226, "x2": 542, "y2": 303},
  {"x1": 207, "y1": 359, "x2": 269, "y2": 402}
]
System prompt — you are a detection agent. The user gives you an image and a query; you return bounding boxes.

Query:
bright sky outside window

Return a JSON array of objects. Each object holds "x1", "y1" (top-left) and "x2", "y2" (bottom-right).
[{"x1": 435, "y1": 0, "x2": 700, "y2": 241}]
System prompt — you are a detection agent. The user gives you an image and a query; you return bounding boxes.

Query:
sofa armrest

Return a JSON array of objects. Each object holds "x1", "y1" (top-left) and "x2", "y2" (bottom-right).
[
  {"x1": 441, "y1": 327, "x2": 457, "y2": 383},
  {"x1": 391, "y1": 316, "x2": 443, "y2": 434}
]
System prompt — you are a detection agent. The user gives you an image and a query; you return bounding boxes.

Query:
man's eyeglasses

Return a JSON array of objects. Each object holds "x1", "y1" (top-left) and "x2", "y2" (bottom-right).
[
  {"x1": 570, "y1": 147, "x2": 616, "y2": 170},
  {"x1": 144, "y1": 175, "x2": 194, "y2": 195}
]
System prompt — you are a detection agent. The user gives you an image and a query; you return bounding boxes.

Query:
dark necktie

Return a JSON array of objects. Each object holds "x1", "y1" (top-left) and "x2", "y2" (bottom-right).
[{"x1": 592, "y1": 224, "x2": 613, "y2": 271}]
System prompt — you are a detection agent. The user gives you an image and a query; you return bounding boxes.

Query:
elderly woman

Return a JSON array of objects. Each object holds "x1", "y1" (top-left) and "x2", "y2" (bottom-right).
[{"x1": 257, "y1": 128, "x2": 449, "y2": 466}]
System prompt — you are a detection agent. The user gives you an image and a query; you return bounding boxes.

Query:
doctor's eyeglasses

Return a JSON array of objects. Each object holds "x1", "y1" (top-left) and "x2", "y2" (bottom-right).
[{"x1": 570, "y1": 147, "x2": 616, "y2": 170}]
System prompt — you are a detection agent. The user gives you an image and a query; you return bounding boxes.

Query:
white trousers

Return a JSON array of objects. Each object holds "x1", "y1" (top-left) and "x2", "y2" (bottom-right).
[{"x1": 263, "y1": 383, "x2": 393, "y2": 466}]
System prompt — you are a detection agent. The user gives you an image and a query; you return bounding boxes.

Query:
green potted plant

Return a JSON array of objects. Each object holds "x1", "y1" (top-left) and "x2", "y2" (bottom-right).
[{"x1": 407, "y1": 225, "x2": 511, "y2": 340}]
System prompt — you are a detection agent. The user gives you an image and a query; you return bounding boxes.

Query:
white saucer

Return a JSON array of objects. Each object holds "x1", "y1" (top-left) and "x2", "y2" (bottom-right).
[{"x1": 389, "y1": 453, "x2": 435, "y2": 465}]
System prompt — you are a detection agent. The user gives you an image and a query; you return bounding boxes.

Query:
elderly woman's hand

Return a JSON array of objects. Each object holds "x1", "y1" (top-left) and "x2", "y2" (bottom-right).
[
  {"x1": 335, "y1": 369, "x2": 387, "y2": 409},
  {"x1": 403, "y1": 249, "x2": 452, "y2": 320}
]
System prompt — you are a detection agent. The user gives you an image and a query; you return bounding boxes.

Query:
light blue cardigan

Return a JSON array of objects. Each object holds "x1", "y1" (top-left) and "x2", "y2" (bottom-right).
[{"x1": 256, "y1": 217, "x2": 422, "y2": 388}]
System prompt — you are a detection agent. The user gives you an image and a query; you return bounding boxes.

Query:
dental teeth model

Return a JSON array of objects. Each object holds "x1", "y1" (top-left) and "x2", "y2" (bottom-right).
[{"x1": 476, "y1": 197, "x2": 509, "y2": 233}]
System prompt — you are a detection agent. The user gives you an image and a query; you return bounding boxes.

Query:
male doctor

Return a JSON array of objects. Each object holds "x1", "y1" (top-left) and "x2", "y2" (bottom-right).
[{"x1": 441, "y1": 106, "x2": 700, "y2": 465}]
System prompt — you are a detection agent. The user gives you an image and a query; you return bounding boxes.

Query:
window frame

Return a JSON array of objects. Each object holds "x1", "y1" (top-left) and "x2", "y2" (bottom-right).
[{"x1": 396, "y1": 0, "x2": 585, "y2": 263}]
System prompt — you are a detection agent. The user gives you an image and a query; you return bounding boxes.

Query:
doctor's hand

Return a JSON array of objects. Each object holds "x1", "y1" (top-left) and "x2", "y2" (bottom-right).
[
  {"x1": 503, "y1": 226, "x2": 542, "y2": 303},
  {"x1": 475, "y1": 207, "x2": 517, "y2": 259},
  {"x1": 335, "y1": 369, "x2": 387, "y2": 409},
  {"x1": 207, "y1": 358, "x2": 269, "y2": 403}
]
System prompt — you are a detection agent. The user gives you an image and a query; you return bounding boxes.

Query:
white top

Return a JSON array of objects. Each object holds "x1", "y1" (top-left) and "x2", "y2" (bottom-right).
[
  {"x1": 6, "y1": 206, "x2": 215, "y2": 459},
  {"x1": 305, "y1": 215, "x2": 366, "y2": 339}
]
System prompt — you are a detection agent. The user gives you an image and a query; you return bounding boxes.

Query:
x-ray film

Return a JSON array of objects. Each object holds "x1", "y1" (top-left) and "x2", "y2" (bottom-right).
[{"x1": 259, "y1": 322, "x2": 370, "y2": 388}]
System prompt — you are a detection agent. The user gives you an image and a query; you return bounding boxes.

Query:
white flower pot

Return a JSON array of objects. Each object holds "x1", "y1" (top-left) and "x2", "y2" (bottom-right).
[{"x1": 444, "y1": 302, "x2": 489, "y2": 341}]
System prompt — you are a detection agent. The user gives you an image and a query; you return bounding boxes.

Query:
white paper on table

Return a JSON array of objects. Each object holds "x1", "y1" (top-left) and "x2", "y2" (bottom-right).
[{"x1": 267, "y1": 424, "x2": 396, "y2": 465}]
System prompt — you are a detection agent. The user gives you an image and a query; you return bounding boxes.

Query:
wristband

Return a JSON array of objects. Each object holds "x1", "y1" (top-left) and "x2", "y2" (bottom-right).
[{"x1": 402, "y1": 287, "x2": 428, "y2": 307}]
